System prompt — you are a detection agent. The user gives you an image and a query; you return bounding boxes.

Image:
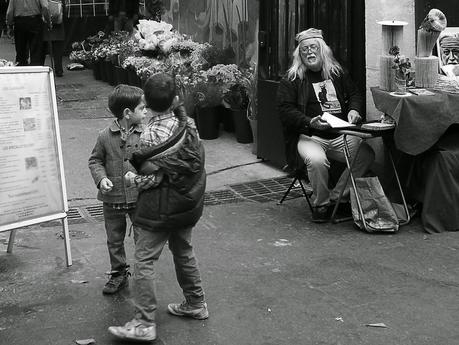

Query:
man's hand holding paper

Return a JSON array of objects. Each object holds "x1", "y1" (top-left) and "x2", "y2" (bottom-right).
[
  {"x1": 320, "y1": 112, "x2": 356, "y2": 128},
  {"x1": 347, "y1": 110, "x2": 362, "y2": 124},
  {"x1": 310, "y1": 115, "x2": 332, "y2": 130}
]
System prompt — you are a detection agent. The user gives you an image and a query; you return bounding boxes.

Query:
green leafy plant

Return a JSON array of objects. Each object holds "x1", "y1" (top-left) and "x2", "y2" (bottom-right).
[
  {"x1": 219, "y1": 64, "x2": 255, "y2": 113},
  {"x1": 201, "y1": 44, "x2": 235, "y2": 70},
  {"x1": 389, "y1": 46, "x2": 412, "y2": 79},
  {"x1": 186, "y1": 69, "x2": 223, "y2": 108}
]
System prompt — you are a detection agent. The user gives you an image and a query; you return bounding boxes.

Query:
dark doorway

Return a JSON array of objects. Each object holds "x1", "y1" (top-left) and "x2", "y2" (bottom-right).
[{"x1": 257, "y1": 0, "x2": 365, "y2": 167}]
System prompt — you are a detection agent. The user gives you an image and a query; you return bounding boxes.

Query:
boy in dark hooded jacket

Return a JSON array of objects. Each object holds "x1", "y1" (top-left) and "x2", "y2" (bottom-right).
[{"x1": 108, "y1": 73, "x2": 208, "y2": 343}]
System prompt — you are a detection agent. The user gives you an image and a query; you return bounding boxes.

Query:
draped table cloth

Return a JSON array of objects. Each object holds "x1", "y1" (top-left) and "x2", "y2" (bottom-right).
[{"x1": 371, "y1": 87, "x2": 459, "y2": 233}]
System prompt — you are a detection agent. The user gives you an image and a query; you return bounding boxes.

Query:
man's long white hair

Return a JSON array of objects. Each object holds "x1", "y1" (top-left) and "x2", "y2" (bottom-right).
[{"x1": 287, "y1": 37, "x2": 343, "y2": 81}]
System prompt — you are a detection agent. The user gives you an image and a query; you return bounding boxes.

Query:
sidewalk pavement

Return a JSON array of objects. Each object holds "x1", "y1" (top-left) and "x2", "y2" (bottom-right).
[
  {"x1": 2, "y1": 36, "x2": 459, "y2": 345},
  {"x1": 2, "y1": 199, "x2": 459, "y2": 345}
]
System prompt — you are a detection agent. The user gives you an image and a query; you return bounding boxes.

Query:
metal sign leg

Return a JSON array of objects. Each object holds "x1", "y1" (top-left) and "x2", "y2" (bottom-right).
[
  {"x1": 7, "y1": 230, "x2": 16, "y2": 253},
  {"x1": 61, "y1": 217, "x2": 72, "y2": 267}
]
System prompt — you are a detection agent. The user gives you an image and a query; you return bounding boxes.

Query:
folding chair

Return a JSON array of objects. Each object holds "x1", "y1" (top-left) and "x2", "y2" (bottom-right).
[{"x1": 277, "y1": 167, "x2": 314, "y2": 213}]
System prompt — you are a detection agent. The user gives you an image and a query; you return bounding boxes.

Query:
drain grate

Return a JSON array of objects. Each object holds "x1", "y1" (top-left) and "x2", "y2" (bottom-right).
[
  {"x1": 205, "y1": 189, "x2": 246, "y2": 206},
  {"x1": 229, "y1": 176, "x2": 311, "y2": 203},
  {"x1": 39, "y1": 176, "x2": 311, "y2": 226},
  {"x1": 86, "y1": 205, "x2": 104, "y2": 219},
  {"x1": 67, "y1": 208, "x2": 82, "y2": 219},
  {"x1": 40, "y1": 207, "x2": 86, "y2": 227}
]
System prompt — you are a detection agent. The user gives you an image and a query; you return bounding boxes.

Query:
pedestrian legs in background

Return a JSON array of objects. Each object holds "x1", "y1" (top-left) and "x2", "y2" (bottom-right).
[
  {"x1": 42, "y1": 40, "x2": 64, "y2": 76},
  {"x1": 114, "y1": 13, "x2": 134, "y2": 33},
  {"x1": 0, "y1": 0, "x2": 7, "y2": 38},
  {"x1": 13, "y1": 16, "x2": 43, "y2": 66}
]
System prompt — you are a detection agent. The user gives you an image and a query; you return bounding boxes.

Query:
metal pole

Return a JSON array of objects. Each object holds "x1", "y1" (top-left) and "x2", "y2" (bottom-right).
[
  {"x1": 6, "y1": 230, "x2": 16, "y2": 253},
  {"x1": 61, "y1": 217, "x2": 72, "y2": 266}
]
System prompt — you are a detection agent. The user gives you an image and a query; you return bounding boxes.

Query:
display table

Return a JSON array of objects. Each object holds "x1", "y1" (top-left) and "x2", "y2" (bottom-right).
[
  {"x1": 371, "y1": 87, "x2": 459, "y2": 155},
  {"x1": 371, "y1": 87, "x2": 459, "y2": 233}
]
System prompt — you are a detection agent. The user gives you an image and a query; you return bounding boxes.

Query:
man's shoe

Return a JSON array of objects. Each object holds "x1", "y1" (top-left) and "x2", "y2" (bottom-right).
[
  {"x1": 108, "y1": 319, "x2": 156, "y2": 342},
  {"x1": 311, "y1": 205, "x2": 330, "y2": 223},
  {"x1": 102, "y1": 271, "x2": 129, "y2": 294},
  {"x1": 167, "y1": 301, "x2": 209, "y2": 320}
]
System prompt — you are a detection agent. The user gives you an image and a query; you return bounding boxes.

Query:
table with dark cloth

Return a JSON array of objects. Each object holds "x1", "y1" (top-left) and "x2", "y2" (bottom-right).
[{"x1": 371, "y1": 87, "x2": 459, "y2": 233}]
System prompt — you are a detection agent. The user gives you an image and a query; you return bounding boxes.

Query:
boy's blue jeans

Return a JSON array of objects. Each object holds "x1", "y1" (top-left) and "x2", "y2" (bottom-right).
[
  {"x1": 103, "y1": 204, "x2": 136, "y2": 273},
  {"x1": 133, "y1": 225, "x2": 205, "y2": 324}
]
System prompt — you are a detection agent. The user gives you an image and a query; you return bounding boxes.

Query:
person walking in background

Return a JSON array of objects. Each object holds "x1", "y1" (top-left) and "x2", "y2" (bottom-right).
[
  {"x1": 276, "y1": 28, "x2": 375, "y2": 223},
  {"x1": 0, "y1": 0, "x2": 8, "y2": 37},
  {"x1": 108, "y1": 73, "x2": 208, "y2": 342},
  {"x1": 108, "y1": 0, "x2": 139, "y2": 34},
  {"x1": 6, "y1": 0, "x2": 49, "y2": 66},
  {"x1": 88, "y1": 85, "x2": 147, "y2": 295},
  {"x1": 41, "y1": 0, "x2": 64, "y2": 77}
]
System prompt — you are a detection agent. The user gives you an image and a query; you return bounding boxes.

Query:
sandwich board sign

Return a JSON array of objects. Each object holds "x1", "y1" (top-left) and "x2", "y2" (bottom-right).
[{"x1": 0, "y1": 66, "x2": 72, "y2": 266}]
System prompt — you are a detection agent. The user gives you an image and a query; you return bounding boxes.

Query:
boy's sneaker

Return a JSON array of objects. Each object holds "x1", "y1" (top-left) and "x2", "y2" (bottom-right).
[
  {"x1": 167, "y1": 301, "x2": 209, "y2": 320},
  {"x1": 108, "y1": 319, "x2": 156, "y2": 342},
  {"x1": 311, "y1": 205, "x2": 330, "y2": 223},
  {"x1": 102, "y1": 271, "x2": 129, "y2": 294}
]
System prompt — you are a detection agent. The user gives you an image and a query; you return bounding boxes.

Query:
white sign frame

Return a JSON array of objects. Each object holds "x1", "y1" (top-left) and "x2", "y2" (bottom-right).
[{"x1": 0, "y1": 66, "x2": 72, "y2": 266}]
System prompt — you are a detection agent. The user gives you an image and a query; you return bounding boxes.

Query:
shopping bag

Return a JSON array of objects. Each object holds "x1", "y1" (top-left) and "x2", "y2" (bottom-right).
[
  {"x1": 48, "y1": 0, "x2": 63, "y2": 25},
  {"x1": 349, "y1": 176, "x2": 399, "y2": 233}
]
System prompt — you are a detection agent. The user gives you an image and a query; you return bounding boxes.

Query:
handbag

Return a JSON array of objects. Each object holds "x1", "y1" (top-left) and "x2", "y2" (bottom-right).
[
  {"x1": 48, "y1": 0, "x2": 63, "y2": 25},
  {"x1": 349, "y1": 176, "x2": 399, "y2": 233}
]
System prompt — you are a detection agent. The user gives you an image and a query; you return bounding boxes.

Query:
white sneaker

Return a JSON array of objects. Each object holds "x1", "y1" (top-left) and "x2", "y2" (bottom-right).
[{"x1": 108, "y1": 318, "x2": 156, "y2": 342}]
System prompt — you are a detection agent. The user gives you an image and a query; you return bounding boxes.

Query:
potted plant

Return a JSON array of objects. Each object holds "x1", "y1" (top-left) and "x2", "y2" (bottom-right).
[
  {"x1": 389, "y1": 46, "x2": 412, "y2": 94},
  {"x1": 69, "y1": 42, "x2": 93, "y2": 68},
  {"x1": 122, "y1": 56, "x2": 152, "y2": 87},
  {"x1": 189, "y1": 70, "x2": 224, "y2": 139},
  {"x1": 219, "y1": 64, "x2": 254, "y2": 143}
]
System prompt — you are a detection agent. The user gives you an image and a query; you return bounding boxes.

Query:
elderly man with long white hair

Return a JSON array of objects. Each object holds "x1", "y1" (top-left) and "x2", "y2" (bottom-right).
[{"x1": 276, "y1": 28, "x2": 375, "y2": 223}]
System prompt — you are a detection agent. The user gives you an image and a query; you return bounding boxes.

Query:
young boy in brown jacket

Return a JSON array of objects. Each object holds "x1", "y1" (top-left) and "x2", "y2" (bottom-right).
[{"x1": 88, "y1": 84, "x2": 147, "y2": 294}]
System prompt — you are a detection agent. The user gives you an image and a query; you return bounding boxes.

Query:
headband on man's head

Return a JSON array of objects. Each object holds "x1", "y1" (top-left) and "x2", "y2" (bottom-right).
[
  {"x1": 440, "y1": 35, "x2": 459, "y2": 49},
  {"x1": 296, "y1": 28, "x2": 324, "y2": 44}
]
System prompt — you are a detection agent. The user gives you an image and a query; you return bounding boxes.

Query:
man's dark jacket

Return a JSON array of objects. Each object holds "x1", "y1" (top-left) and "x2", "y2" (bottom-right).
[
  {"x1": 276, "y1": 70, "x2": 363, "y2": 170},
  {"x1": 130, "y1": 106, "x2": 206, "y2": 232}
]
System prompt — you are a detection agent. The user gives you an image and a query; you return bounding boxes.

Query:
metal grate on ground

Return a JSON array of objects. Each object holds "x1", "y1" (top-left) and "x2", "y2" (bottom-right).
[
  {"x1": 229, "y1": 176, "x2": 312, "y2": 203},
  {"x1": 39, "y1": 176, "x2": 311, "y2": 226},
  {"x1": 204, "y1": 189, "x2": 245, "y2": 206}
]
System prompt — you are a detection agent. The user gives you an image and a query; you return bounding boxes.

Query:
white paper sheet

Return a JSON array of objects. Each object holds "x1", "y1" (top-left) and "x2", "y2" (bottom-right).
[{"x1": 321, "y1": 112, "x2": 355, "y2": 128}]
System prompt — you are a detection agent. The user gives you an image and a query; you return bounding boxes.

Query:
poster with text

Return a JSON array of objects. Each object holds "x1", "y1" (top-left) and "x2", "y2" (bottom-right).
[{"x1": 0, "y1": 69, "x2": 66, "y2": 230}]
